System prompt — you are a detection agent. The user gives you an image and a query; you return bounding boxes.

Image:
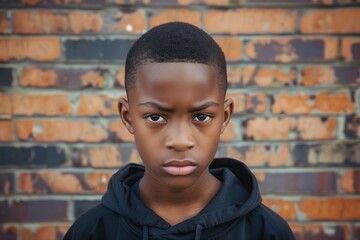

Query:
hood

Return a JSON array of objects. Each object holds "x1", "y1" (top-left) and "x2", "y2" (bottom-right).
[{"x1": 101, "y1": 158, "x2": 262, "y2": 239}]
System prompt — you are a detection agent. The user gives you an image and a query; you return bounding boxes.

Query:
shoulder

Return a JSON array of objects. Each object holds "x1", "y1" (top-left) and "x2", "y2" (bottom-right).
[
  {"x1": 63, "y1": 203, "x2": 118, "y2": 240},
  {"x1": 245, "y1": 204, "x2": 295, "y2": 239}
]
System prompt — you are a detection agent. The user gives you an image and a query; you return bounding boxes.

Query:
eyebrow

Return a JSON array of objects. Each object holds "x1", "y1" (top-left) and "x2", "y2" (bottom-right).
[{"x1": 138, "y1": 101, "x2": 219, "y2": 113}]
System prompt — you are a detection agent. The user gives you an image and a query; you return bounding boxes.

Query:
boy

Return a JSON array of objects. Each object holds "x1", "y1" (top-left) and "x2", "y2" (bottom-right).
[{"x1": 64, "y1": 22, "x2": 295, "y2": 240}]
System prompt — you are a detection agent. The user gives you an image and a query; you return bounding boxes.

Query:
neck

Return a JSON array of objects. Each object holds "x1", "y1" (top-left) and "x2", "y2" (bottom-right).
[{"x1": 139, "y1": 171, "x2": 221, "y2": 225}]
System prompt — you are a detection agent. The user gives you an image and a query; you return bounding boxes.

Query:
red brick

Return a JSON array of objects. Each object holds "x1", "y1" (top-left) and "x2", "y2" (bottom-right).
[
  {"x1": 301, "y1": 66, "x2": 360, "y2": 86},
  {"x1": 0, "y1": 200, "x2": 68, "y2": 222},
  {"x1": 291, "y1": 223, "x2": 350, "y2": 240},
  {"x1": 342, "y1": 38, "x2": 360, "y2": 61},
  {"x1": 262, "y1": 198, "x2": 296, "y2": 220},
  {"x1": 220, "y1": 120, "x2": 237, "y2": 142},
  {"x1": 0, "y1": 12, "x2": 11, "y2": 34},
  {"x1": 16, "y1": 119, "x2": 108, "y2": 142},
  {"x1": 108, "y1": 120, "x2": 135, "y2": 142},
  {"x1": 354, "y1": 224, "x2": 360, "y2": 240},
  {"x1": 0, "y1": 173, "x2": 14, "y2": 194},
  {"x1": 149, "y1": 9, "x2": 201, "y2": 28},
  {"x1": 20, "y1": 67, "x2": 58, "y2": 87},
  {"x1": 245, "y1": 37, "x2": 338, "y2": 62},
  {"x1": 69, "y1": 11, "x2": 103, "y2": 34},
  {"x1": 107, "y1": 10, "x2": 146, "y2": 34},
  {"x1": 245, "y1": 117, "x2": 337, "y2": 140},
  {"x1": 342, "y1": 170, "x2": 360, "y2": 193},
  {"x1": 22, "y1": 225, "x2": 69, "y2": 240},
  {"x1": 300, "y1": 197, "x2": 360, "y2": 220},
  {"x1": 12, "y1": 94, "x2": 72, "y2": 116},
  {"x1": 0, "y1": 94, "x2": 12, "y2": 115},
  {"x1": 345, "y1": 115, "x2": 360, "y2": 138},
  {"x1": 115, "y1": 66, "x2": 125, "y2": 87},
  {"x1": 0, "y1": 38, "x2": 61, "y2": 62},
  {"x1": 218, "y1": 144, "x2": 290, "y2": 167},
  {"x1": 301, "y1": 9, "x2": 360, "y2": 34},
  {"x1": 77, "y1": 95, "x2": 118, "y2": 116},
  {"x1": 226, "y1": 92, "x2": 267, "y2": 113},
  {"x1": 204, "y1": 9, "x2": 296, "y2": 34},
  {"x1": 272, "y1": 92, "x2": 354, "y2": 114},
  {"x1": 0, "y1": 120, "x2": 13, "y2": 141},
  {"x1": 227, "y1": 66, "x2": 296, "y2": 87},
  {"x1": 214, "y1": 36, "x2": 242, "y2": 62},
  {"x1": 0, "y1": 225, "x2": 18, "y2": 240}
]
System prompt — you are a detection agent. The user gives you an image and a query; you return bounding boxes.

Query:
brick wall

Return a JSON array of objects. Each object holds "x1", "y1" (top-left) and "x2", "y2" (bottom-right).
[{"x1": 0, "y1": 0, "x2": 359, "y2": 239}]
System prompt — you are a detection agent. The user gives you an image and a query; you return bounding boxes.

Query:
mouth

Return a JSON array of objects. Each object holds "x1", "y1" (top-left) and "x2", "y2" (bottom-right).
[{"x1": 162, "y1": 159, "x2": 197, "y2": 176}]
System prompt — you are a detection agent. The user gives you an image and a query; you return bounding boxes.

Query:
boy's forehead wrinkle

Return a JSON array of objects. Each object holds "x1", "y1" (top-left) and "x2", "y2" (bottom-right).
[{"x1": 137, "y1": 100, "x2": 221, "y2": 112}]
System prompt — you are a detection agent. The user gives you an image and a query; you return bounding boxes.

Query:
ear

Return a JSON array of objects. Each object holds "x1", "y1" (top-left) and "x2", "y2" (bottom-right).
[
  {"x1": 221, "y1": 98, "x2": 234, "y2": 133},
  {"x1": 118, "y1": 97, "x2": 134, "y2": 134}
]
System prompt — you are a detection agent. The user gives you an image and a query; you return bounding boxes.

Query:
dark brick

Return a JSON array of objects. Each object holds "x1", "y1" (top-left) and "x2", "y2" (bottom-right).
[
  {"x1": 0, "y1": 225, "x2": 17, "y2": 240},
  {"x1": 300, "y1": 224, "x2": 348, "y2": 240},
  {"x1": 0, "y1": 173, "x2": 14, "y2": 194},
  {"x1": 74, "y1": 200, "x2": 100, "y2": 218},
  {"x1": 257, "y1": 172, "x2": 337, "y2": 194},
  {"x1": 344, "y1": 115, "x2": 360, "y2": 138},
  {"x1": 243, "y1": 0, "x2": 359, "y2": 5},
  {"x1": 0, "y1": 0, "x2": 106, "y2": 7},
  {"x1": 65, "y1": 39, "x2": 134, "y2": 61},
  {"x1": 0, "y1": 68, "x2": 12, "y2": 86},
  {"x1": 293, "y1": 143, "x2": 360, "y2": 166},
  {"x1": 352, "y1": 42, "x2": 360, "y2": 60},
  {"x1": 0, "y1": 200, "x2": 67, "y2": 222},
  {"x1": 0, "y1": 146, "x2": 66, "y2": 167},
  {"x1": 334, "y1": 66, "x2": 360, "y2": 85}
]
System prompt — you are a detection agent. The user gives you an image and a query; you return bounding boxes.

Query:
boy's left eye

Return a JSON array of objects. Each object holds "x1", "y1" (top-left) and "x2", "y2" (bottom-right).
[{"x1": 194, "y1": 114, "x2": 211, "y2": 122}]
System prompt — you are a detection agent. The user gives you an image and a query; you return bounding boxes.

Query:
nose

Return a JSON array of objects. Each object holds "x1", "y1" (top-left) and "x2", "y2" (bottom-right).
[{"x1": 166, "y1": 121, "x2": 195, "y2": 151}]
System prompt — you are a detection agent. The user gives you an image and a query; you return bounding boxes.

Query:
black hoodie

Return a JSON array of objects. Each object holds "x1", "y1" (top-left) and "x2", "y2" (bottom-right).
[{"x1": 63, "y1": 158, "x2": 295, "y2": 240}]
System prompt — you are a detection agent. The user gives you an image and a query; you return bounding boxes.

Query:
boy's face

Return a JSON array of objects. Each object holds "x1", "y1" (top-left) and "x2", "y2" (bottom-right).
[{"x1": 119, "y1": 62, "x2": 233, "y2": 189}]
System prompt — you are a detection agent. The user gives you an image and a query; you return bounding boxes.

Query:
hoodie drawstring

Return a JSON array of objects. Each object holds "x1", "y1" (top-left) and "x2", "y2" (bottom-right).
[
  {"x1": 143, "y1": 225, "x2": 149, "y2": 240},
  {"x1": 195, "y1": 224, "x2": 203, "y2": 240}
]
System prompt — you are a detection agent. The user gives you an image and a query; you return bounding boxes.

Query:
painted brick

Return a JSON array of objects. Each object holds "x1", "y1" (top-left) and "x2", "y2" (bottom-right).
[
  {"x1": 72, "y1": 144, "x2": 141, "y2": 168},
  {"x1": 65, "y1": 39, "x2": 134, "y2": 61},
  {"x1": 293, "y1": 142, "x2": 360, "y2": 166},
  {"x1": 342, "y1": 38, "x2": 360, "y2": 61},
  {"x1": 16, "y1": 119, "x2": 108, "y2": 142},
  {"x1": 214, "y1": 36, "x2": 242, "y2": 62},
  {"x1": 228, "y1": 66, "x2": 296, "y2": 87},
  {"x1": 20, "y1": 66, "x2": 106, "y2": 88},
  {"x1": 19, "y1": 171, "x2": 112, "y2": 194},
  {"x1": 271, "y1": 91, "x2": 355, "y2": 114},
  {"x1": 108, "y1": 119, "x2": 135, "y2": 142},
  {"x1": 204, "y1": 9, "x2": 296, "y2": 34},
  {"x1": 0, "y1": 38, "x2": 61, "y2": 62},
  {"x1": 74, "y1": 200, "x2": 100, "y2": 218},
  {"x1": 0, "y1": 200, "x2": 67, "y2": 222},
  {"x1": 0, "y1": 146, "x2": 66, "y2": 167},
  {"x1": 301, "y1": 66, "x2": 360, "y2": 86},
  {"x1": 106, "y1": 10, "x2": 146, "y2": 34},
  {"x1": 342, "y1": 170, "x2": 360, "y2": 193},
  {"x1": 262, "y1": 198, "x2": 296, "y2": 220},
  {"x1": 256, "y1": 172, "x2": 337, "y2": 194},
  {"x1": 0, "y1": 225, "x2": 18, "y2": 240},
  {"x1": 301, "y1": 8, "x2": 360, "y2": 34},
  {"x1": 245, "y1": 37, "x2": 338, "y2": 62},
  {"x1": 0, "y1": 173, "x2": 14, "y2": 194},
  {"x1": 217, "y1": 144, "x2": 290, "y2": 167},
  {"x1": 12, "y1": 94, "x2": 72, "y2": 116},
  {"x1": 344, "y1": 115, "x2": 360, "y2": 138},
  {"x1": 22, "y1": 225, "x2": 69, "y2": 240},
  {"x1": 0, "y1": 120, "x2": 13, "y2": 141},
  {"x1": 0, "y1": 12, "x2": 11, "y2": 34},
  {"x1": 226, "y1": 92, "x2": 267, "y2": 114},
  {"x1": 77, "y1": 95, "x2": 118, "y2": 116},
  {"x1": 0, "y1": 67, "x2": 12, "y2": 86},
  {"x1": 300, "y1": 197, "x2": 360, "y2": 220},
  {"x1": 149, "y1": 9, "x2": 201, "y2": 28},
  {"x1": 244, "y1": 117, "x2": 337, "y2": 140},
  {"x1": 292, "y1": 223, "x2": 350, "y2": 240}
]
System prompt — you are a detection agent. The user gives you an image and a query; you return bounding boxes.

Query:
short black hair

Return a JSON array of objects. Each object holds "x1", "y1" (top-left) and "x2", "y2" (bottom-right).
[{"x1": 124, "y1": 22, "x2": 227, "y2": 93}]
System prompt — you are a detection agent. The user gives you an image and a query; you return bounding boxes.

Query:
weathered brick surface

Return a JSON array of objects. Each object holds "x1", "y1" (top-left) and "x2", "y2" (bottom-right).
[
  {"x1": 344, "y1": 115, "x2": 360, "y2": 138},
  {"x1": 16, "y1": 119, "x2": 108, "y2": 142},
  {"x1": 22, "y1": 225, "x2": 69, "y2": 240},
  {"x1": 0, "y1": 12, "x2": 11, "y2": 34},
  {"x1": 214, "y1": 37, "x2": 242, "y2": 62},
  {"x1": 292, "y1": 223, "x2": 350, "y2": 240},
  {"x1": 262, "y1": 198, "x2": 296, "y2": 220},
  {"x1": 301, "y1": 8, "x2": 360, "y2": 34},
  {"x1": 0, "y1": 120, "x2": 13, "y2": 141},
  {"x1": 77, "y1": 95, "x2": 118, "y2": 116},
  {"x1": 244, "y1": 117, "x2": 337, "y2": 140},
  {"x1": 0, "y1": 173, "x2": 14, "y2": 194},
  {"x1": 342, "y1": 170, "x2": 360, "y2": 193},
  {"x1": 342, "y1": 38, "x2": 360, "y2": 61},
  {"x1": 226, "y1": 92, "x2": 267, "y2": 114},
  {"x1": 301, "y1": 66, "x2": 360, "y2": 86},
  {"x1": 204, "y1": 9, "x2": 296, "y2": 34},
  {"x1": 300, "y1": 197, "x2": 360, "y2": 220},
  {"x1": 0, "y1": 200, "x2": 68, "y2": 222},
  {"x1": 0, "y1": 67, "x2": 12, "y2": 86},
  {"x1": 0, "y1": 38, "x2": 61, "y2": 62},
  {"x1": 245, "y1": 37, "x2": 338, "y2": 62},
  {"x1": 149, "y1": 9, "x2": 201, "y2": 28},
  {"x1": 0, "y1": 225, "x2": 18, "y2": 240}
]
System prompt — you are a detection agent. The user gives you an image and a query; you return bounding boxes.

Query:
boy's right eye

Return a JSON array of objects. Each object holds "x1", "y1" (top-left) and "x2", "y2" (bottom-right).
[{"x1": 146, "y1": 114, "x2": 165, "y2": 123}]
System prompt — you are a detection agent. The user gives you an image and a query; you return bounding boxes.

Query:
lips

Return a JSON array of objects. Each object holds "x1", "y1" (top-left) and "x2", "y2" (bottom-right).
[{"x1": 162, "y1": 159, "x2": 197, "y2": 176}]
